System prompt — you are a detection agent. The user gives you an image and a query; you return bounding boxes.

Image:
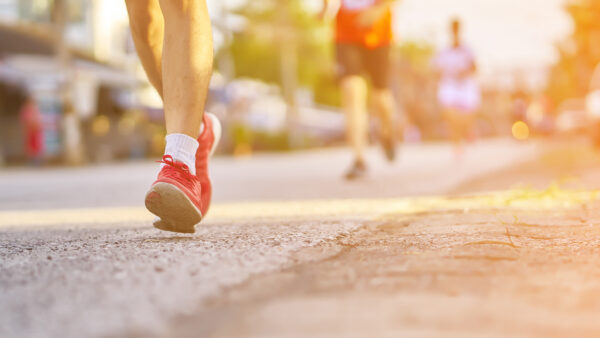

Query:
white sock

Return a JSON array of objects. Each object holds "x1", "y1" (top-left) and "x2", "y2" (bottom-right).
[{"x1": 163, "y1": 133, "x2": 199, "y2": 175}]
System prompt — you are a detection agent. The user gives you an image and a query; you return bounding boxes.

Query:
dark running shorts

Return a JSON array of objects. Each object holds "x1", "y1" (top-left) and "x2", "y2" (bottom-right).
[{"x1": 335, "y1": 43, "x2": 391, "y2": 90}]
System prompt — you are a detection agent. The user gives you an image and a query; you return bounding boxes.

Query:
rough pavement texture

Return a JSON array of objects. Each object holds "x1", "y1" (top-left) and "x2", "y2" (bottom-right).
[
  {"x1": 2, "y1": 139, "x2": 596, "y2": 338},
  {"x1": 170, "y1": 144, "x2": 600, "y2": 337},
  {"x1": 0, "y1": 219, "x2": 364, "y2": 338},
  {"x1": 192, "y1": 204, "x2": 600, "y2": 338}
]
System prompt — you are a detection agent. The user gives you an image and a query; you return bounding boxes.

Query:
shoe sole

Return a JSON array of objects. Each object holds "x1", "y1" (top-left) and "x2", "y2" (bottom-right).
[
  {"x1": 383, "y1": 142, "x2": 396, "y2": 162},
  {"x1": 145, "y1": 182, "x2": 202, "y2": 234},
  {"x1": 151, "y1": 113, "x2": 222, "y2": 233},
  {"x1": 345, "y1": 172, "x2": 367, "y2": 181},
  {"x1": 344, "y1": 165, "x2": 368, "y2": 181},
  {"x1": 380, "y1": 133, "x2": 396, "y2": 163}
]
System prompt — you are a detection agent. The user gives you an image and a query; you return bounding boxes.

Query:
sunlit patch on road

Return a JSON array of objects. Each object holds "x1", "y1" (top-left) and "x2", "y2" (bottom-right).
[{"x1": 1, "y1": 187, "x2": 597, "y2": 229}]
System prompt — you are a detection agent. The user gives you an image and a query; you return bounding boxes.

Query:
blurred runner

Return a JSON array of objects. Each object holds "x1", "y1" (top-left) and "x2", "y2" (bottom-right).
[
  {"x1": 125, "y1": 0, "x2": 221, "y2": 233},
  {"x1": 320, "y1": 0, "x2": 399, "y2": 180},
  {"x1": 433, "y1": 18, "x2": 481, "y2": 158},
  {"x1": 19, "y1": 96, "x2": 44, "y2": 166}
]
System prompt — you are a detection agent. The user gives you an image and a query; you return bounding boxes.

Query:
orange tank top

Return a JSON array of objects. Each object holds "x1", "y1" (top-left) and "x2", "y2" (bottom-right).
[{"x1": 335, "y1": 0, "x2": 393, "y2": 49}]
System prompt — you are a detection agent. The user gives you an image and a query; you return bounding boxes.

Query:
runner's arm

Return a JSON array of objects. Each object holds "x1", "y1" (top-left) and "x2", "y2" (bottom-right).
[
  {"x1": 465, "y1": 50, "x2": 478, "y2": 76},
  {"x1": 318, "y1": 0, "x2": 338, "y2": 21},
  {"x1": 319, "y1": 0, "x2": 329, "y2": 17}
]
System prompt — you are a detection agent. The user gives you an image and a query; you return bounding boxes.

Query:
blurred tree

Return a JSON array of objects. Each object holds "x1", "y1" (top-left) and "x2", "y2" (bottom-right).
[
  {"x1": 396, "y1": 41, "x2": 434, "y2": 71},
  {"x1": 547, "y1": 0, "x2": 600, "y2": 105},
  {"x1": 218, "y1": 0, "x2": 340, "y2": 107},
  {"x1": 392, "y1": 41, "x2": 438, "y2": 137}
]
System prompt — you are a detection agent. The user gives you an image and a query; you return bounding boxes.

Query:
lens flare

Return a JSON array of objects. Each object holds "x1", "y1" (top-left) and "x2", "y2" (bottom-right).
[{"x1": 512, "y1": 121, "x2": 530, "y2": 141}]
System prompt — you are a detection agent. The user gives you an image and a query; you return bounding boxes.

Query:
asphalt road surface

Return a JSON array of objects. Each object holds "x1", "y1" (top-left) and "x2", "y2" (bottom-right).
[{"x1": 1, "y1": 139, "x2": 545, "y2": 338}]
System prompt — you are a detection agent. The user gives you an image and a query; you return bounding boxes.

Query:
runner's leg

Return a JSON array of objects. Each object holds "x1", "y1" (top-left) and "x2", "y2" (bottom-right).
[
  {"x1": 158, "y1": 0, "x2": 213, "y2": 139},
  {"x1": 342, "y1": 75, "x2": 369, "y2": 164},
  {"x1": 444, "y1": 108, "x2": 465, "y2": 159},
  {"x1": 366, "y1": 46, "x2": 396, "y2": 161},
  {"x1": 337, "y1": 44, "x2": 369, "y2": 167},
  {"x1": 126, "y1": 0, "x2": 212, "y2": 171},
  {"x1": 125, "y1": 0, "x2": 164, "y2": 97},
  {"x1": 371, "y1": 88, "x2": 396, "y2": 160},
  {"x1": 371, "y1": 90, "x2": 394, "y2": 137},
  {"x1": 127, "y1": 0, "x2": 219, "y2": 233}
]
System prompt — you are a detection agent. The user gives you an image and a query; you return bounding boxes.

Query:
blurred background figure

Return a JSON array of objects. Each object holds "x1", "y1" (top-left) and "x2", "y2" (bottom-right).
[
  {"x1": 320, "y1": 0, "x2": 399, "y2": 180},
  {"x1": 432, "y1": 18, "x2": 481, "y2": 158},
  {"x1": 0, "y1": 0, "x2": 596, "y2": 169},
  {"x1": 18, "y1": 95, "x2": 44, "y2": 166}
]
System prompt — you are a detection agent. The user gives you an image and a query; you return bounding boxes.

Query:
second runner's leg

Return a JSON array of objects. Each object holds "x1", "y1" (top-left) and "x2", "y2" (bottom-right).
[
  {"x1": 366, "y1": 45, "x2": 396, "y2": 162},
  {"x1": 337, "y1": 44, "x2": 369, "y2": 180}
]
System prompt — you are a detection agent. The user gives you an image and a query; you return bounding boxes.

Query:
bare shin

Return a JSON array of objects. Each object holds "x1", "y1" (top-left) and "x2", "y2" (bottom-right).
[
  {"x1": 341, "y1": 76, "x2": 369, "y2": 162},
  {"x1": 158, "y1": 0, "x2": 213, "y2": 138}
]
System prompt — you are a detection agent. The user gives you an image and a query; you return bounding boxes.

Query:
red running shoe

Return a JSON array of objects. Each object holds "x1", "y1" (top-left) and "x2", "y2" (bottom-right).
[
  {"x1": 145, "y1": 155, "x2": 203, "y2": 233},
  {"x1": 151, "y1": 113, "x2": 221, "y2": 233}
]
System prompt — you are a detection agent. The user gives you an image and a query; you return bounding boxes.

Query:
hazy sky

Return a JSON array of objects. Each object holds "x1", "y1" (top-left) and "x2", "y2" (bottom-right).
[{"x1": 393, "y1": 0, "x2": 572, "y2": 85}]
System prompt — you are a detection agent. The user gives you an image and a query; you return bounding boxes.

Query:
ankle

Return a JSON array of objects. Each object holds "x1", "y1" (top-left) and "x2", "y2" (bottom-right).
[{"x1": 163, "y1": 133, "x2": 199, "y2": 174}]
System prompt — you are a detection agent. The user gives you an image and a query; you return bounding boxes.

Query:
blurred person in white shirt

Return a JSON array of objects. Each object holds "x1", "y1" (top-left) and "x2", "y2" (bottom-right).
[{"x1": 433, "y1": 18, "x2": 481, "y2": 158}]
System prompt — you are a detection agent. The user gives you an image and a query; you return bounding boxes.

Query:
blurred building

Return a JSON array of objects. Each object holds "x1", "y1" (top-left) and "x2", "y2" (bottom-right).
[
  {"x1": 0, "y1": 0, "x2": 134, "y2": 64},
  {"x1": 0, "y1": 0, "x2": 157, "y2": 164}
]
